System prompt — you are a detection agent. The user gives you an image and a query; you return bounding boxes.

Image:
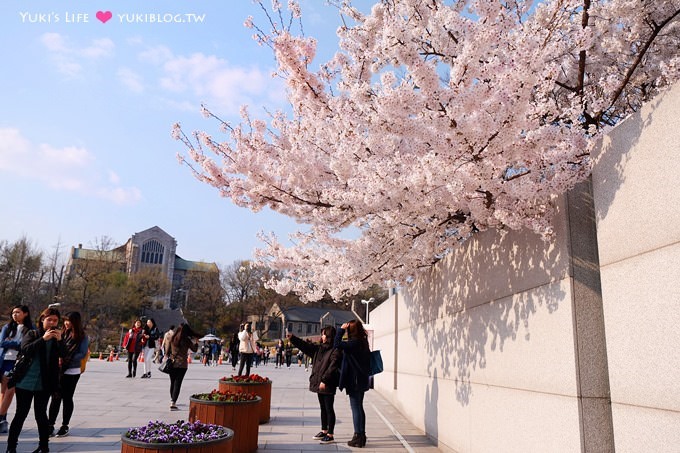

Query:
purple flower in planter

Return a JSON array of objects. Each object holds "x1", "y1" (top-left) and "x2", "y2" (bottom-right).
[{"x1": 124, "y1": 420, "x2": 230, "y2": 444}]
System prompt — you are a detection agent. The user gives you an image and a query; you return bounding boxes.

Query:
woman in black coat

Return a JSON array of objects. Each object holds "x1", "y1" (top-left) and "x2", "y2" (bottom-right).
[
  {"x1": 288, "y1": 326, "x2": 341, "y2": 444},
  {"x1": 335, "y1": 319, "x2": 371, "y2": 448},
  {"x1": 6, "y1": 306, "x2": 66, "y2": 453}
]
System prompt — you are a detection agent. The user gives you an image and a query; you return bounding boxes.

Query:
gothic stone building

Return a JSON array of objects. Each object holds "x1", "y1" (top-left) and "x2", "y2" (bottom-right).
[{"x1": 66, "y1": 226, "x2": 218, "y2": 309}]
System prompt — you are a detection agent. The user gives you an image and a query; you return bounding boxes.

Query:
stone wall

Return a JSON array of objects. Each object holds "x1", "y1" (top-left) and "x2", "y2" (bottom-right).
[{"x1": 370, "y1": 83, "x2": 680, "y2": 452}]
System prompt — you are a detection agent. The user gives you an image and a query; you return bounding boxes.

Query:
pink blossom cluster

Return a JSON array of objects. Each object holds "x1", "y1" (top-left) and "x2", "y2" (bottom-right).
[{"x1": 175, "y1": 0, "x2": 680, "y2": 300}]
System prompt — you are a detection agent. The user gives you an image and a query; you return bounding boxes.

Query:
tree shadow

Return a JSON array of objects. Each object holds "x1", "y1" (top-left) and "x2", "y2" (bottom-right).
[
  {"x1": 592, "y1": 90, "x2": 665, "y2": 222},
  {"x1": 403, "y1": 217, "x2": 568, "y2": 406}
]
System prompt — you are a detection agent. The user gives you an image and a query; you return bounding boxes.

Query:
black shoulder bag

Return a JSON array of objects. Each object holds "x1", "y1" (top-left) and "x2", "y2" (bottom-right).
[{"x1": 7, "y1": 352, "x2": 33, "y2": 388}]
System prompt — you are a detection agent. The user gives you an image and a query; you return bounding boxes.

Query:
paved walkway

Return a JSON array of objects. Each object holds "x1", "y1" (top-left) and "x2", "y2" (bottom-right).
[{"x1": 0, "y1": 358, "x2": 441, "y2": 452}]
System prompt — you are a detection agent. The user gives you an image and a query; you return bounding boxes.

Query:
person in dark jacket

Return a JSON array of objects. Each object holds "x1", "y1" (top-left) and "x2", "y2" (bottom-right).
[
  {"x1": 288, "y1": 326, "x2": 341, "y2": 444},
  {"x1": 335, "y1": 319, "x2": 371, "y2": 448},
  {"x1": 6, "y1": 306, "x2": 66, "y2": 453},
  {"x1": 47, "y1": 311, "x2": 89, "y2": 438},
  {"x1": 284, "y1": 340, "x2": 293, "y2": 368},
  {"x1": 0, "y1": 305, "x2": 33, "y2": 434},
  {"x1": 228, "y1": 332, "x2": 239, "y2": 371},
  {"x1": 140, "y1": 318, "x2": 160, "y2": 378}
]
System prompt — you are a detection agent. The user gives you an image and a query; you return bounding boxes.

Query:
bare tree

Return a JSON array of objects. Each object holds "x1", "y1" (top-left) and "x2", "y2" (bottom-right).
[
  {"x1": 0, "y1": 237, "x2": 47, "y2": 315},
  {"x1": 182, "y1": 268, "x2": 225, "y2": 334}
]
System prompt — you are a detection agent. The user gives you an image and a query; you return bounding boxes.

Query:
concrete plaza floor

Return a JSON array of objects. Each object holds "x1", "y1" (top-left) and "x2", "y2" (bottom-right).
[{"x1": 0, "y1": 358, "x2": 441, "y2": 452}]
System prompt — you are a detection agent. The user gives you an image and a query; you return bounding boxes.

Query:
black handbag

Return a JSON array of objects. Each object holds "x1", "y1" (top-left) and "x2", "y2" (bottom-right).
[
  {"x1": 158, "y1": 356, "x2": 173, "y2": 374},
  {"x1": 7, "y1": 352, "x2": 33, "y2": 388}
]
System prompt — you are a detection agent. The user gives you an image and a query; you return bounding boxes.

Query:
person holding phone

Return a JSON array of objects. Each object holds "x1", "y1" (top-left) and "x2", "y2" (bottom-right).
[
  {"x1": 287, "y1": 326, "x2": 341, "y2": 444},
  {"x1": 6, "y1": 306, "x2": 65, "y2": 453},
  {"x1": 237, "y1": 322, "x2": 258, "y2": 376},
  {"x1": 47, "y1": 311, "x2": 89, "y2": 438}
]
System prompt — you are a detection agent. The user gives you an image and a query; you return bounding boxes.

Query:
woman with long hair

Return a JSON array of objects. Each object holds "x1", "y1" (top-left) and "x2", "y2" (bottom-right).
[
  {"x1": 48, "y1": 311, "x2": 89, "y2": 438},
  {"x1": 0, "y1": 305, "x2": 33, "y2": 434},
  {"x1": 335, "y1": 319, "x2": 371, "y2": 448},
  {"x1": 122, "y1": 319, "x2": 144, "y2": 378},
  {"x1": 229, "y1": 332, "x2": 239, "y2": 371},
  {"x1": 140, "y1": 318, "x2": 160, "y2": 378},
  {"x1": 6, "y1": 306, "x2": 65, "y2": 453},
  {"x1": 166, "y1": 323, "x2": 199, "y2": 410},
  {"x1": 288, "y1": 325, "x2": 342, "y2": 444}
]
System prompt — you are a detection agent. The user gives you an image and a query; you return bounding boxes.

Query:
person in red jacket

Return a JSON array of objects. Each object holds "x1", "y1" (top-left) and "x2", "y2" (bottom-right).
[{"x1": 122, "y1": 320, "x2": 144, "y2": 378}]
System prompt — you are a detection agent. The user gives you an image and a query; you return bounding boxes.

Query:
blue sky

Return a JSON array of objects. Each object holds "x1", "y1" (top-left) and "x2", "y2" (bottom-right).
[{"x1": 0, "y1": 0, "x2": 373, "y2": 266}]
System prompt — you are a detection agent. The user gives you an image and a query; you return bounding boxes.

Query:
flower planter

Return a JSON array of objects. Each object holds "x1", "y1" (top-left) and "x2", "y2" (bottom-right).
[
  {"x1": 218, "y1": 379, "x2": 272, "y2": 424},
  {"x1": 189, "y1": 396, "x2": 261, "y2": 453},
  {"x1": 121, "y1": 421, "x2": 233, "y2": 453}
]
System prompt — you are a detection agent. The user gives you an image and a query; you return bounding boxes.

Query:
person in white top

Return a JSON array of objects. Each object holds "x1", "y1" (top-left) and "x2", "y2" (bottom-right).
[
  {"x1": 0, "y1": 305, "x2": 33, "y2": 434},
  {"x1": 237, "y1": 323, "x2": 258, "y2": 376}
]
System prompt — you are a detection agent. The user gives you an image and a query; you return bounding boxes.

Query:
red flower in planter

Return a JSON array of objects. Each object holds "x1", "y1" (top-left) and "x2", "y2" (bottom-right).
[
  {"x1": 221, "y1": 374, "x2": 270, "y2": 383},
  {"x1": 192, "y1": 389, "x2": 258, "y2": 402}
]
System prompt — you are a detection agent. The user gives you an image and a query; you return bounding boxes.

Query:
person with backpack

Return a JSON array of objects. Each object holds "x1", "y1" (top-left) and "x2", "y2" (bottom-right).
[{"x1": 47, "y1": 311, "x2": 89, "y2": 438}]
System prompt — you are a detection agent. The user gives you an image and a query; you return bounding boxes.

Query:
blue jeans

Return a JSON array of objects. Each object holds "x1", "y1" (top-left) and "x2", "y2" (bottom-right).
[{"x1": 348, "y1": 391, "x2": 366, "y2": 434}]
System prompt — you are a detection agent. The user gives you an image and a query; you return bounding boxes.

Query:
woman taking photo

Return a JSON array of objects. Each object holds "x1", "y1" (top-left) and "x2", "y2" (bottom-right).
[
  {"x1": 335, "y1": 320, "x2": 371, "y2": 448},
  {"x1": 6, "y1": 306, "x2": 65, "y2": 453},
  {"x1": 140, "y1": 318, "x2": 160, "y2": 378},
  {"x1": 122, "y1": 319, "x2": 144, "y2": 378},
  {"x1": 288, "y1": 326, "x2": 341, "y2": 444},
  {"x1": 48, "y1": 311, "x2": 89, "y2": 438},
  {"x1": 0, "y1": 305, "x2": 33, "y2": 434},
  {"x1": 165, "y1": 323, "x2": 199, "y2": 410}
]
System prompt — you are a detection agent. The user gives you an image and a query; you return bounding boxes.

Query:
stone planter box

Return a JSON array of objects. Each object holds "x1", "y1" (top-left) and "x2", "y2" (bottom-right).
[
  {"x1": 218, "y1": 379, "x2": 272, "y2": 424},
  {"x1": 120, "y1": 429, "x2": 234, "y2": 453},
  {"x1": 188, "y1": 396, "x2": 261, "y2": 453}
]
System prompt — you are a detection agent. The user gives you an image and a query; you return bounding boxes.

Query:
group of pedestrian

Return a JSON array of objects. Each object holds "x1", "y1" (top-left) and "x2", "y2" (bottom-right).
[
  {"x1": 120, "y1": 320, "x2": 202, "y2": 412},
  {"x1": 200, "y1": 340, "x2": 221, "y2": 366},
  {"x1": 287, "y1": 319, "x2": 372, "y2": 448},
  {"x1": 121, "y1": 318, "x2": 163, "y2": 379},
  {"x1": 0, "y1": 305, "x2": 90, "y2": 453}
]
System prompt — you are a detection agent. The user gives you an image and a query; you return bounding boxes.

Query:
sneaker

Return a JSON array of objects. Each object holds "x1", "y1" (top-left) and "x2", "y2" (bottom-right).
[
  {"x1": 170, "y1": 401, "x2": 178, "y2": 411},
  {"x1": 312, "y1": 431, "x2": 326, "y2": 440},
  {"x1": 55, "y1": 425, "x2": 69, "y2": 437},
  {"x1": 0, "y1": 420, "x2": 8, "y2": 434},
  {"x1": 319, "y1": 434, "x2": 335, "y2": 444}
]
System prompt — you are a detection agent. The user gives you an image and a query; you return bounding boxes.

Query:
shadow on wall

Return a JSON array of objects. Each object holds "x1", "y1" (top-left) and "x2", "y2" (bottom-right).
[
  {"x1": 404, "y1": 221, "x2": 568, "y2": 407},
  {"x1": 425, "y1": 368, "x2": 439, "y2": 442},
  {"x1": 592, "y1": 89, "x2": 664, "y2": 222}
]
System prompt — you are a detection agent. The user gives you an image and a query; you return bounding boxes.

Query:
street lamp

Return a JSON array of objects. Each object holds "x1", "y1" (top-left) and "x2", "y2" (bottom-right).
[
  {"x1": 361, "y1": 298, "x2": 375, "y2": 325},
  {"x1": 176, "y1": 288, "x2": 189, "y2": 310}
]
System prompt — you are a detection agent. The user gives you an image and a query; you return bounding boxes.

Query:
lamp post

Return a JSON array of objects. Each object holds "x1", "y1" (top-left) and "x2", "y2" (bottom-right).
[
  {"x1": 176, "y1": 288, "x2": 189, "y2": 310},
  {"x1": 361, "y1": 298, "x2": 375, "y2": 325}
]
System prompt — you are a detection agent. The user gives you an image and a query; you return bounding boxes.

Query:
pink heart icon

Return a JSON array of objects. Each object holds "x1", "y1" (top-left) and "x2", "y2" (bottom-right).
[{"x1": 96, "y1": 11, "x2": 112, "y2": 23}]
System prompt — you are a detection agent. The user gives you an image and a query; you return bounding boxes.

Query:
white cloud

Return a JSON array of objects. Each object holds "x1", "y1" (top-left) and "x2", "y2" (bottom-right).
[
  {"x1": 138, "y1": 46, "x2": 285, "y2": 115},
  {"x1": 117, "y1": 67, "x2": 145, "y2": 93},
  {"x1": 138, "y1": 45, "x2": 174, "y2": 65},
  {"x1": 0, "y1": 127, "x2": 142, "y2": 205},
  {"x1": 40, "y1": 33, "x2": 114, "y2": 77}
]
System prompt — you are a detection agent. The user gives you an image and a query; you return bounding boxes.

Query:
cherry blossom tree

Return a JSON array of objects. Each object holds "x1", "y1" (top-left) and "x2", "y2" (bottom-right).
[{"x1": 175, "y1": 0, "x2": 680, "y2": 300}]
